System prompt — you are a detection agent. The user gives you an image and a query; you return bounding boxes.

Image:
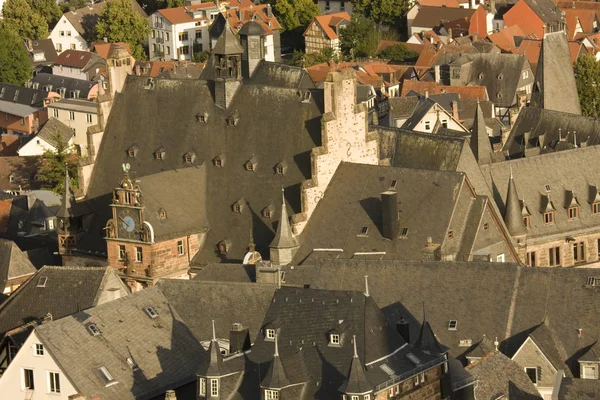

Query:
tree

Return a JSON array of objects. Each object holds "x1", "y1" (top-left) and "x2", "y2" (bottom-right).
[
  {"x1": 352, "y1": 0, "x2": 409, "y2": 26},
  {"x1": 2, "y1": 0, "x2": 49, "y2": 39},
  {"x1": 290, "y1": 48, "x2": 338, "y2": 68},
  {"x1": 574, "y1": 54, "x2": 600, "y2": 117},
  {"x1": 377, "y1": 43, "x2": 418, "y2": 63},
  {"x1": 31, "y1": 0, "x2": 62, "y2": 28},
  {"x1": 95, "y1": 0, "x2": 150, "y2": 60},
  {"x1": 36, "y1": 132, "x2": 79, "y2": 195},
  {"x1": 0, "y1": 23, "x2": 32, "y2": 85},
  {"x1": 269, "y1": 0, "x2": 320, "y2": 32},
  {"x1": 192, "y1": 50, "x2": 211, "y2": 63},
  {"x1": 136, "y1": 0, "x2": 183, "y2": 15},
  {"x1": 340, "y1": 15, "x2": 380, "y2": 59}
]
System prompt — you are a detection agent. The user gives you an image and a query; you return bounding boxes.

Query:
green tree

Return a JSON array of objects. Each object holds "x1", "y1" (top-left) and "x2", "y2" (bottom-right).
[
  {"x1": 0, "y1": 23, "x2": 32, "y2": 85},
  {"x1": 136, "y1": 0, "x2": 183, "y2": 14},
  {"x1": 2, "y1": 0, "x2": 49, "y2": 39},
  {"x1": 290, "y1": 48, "x2": 338, "y2": 68},
  {"x1": 95, "y1": 0, "x2": 150, "y2": 60},
  {"x1": 60, "y1": 0, "x2": 88, "y2": 12},
  {"x1": 192, "y1": 50, "x2": 211, "y2": 63},
  {"x1": 377, "y1": 43, "x2": 418, "y2": 63},
  {"x1": 31, "y1": 0, "x2": 62, "y2": 28},
  {"x1": 574, "y1": 54, "x2": 600, "y2": 117},
  {"x1": 270, "y1": 0, "x2": 320, "y2": 32},
  {"x1": 36, "y1": 132, "x2": 79, "y2": 195},
  {"x1": 340, "y1": 15, "x2": 380, "y2": 59},
  {"x1": 352, "y1": 0, "x2": 409, "y2": 25}
]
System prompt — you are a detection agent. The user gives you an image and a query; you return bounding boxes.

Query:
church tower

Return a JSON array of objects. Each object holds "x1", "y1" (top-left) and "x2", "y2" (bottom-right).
[
  {"x1": 212, "y1": 22, "x2": 243, "y2": 109},
  {"x1": 269, "y1": 189, "x2": 299, "y2": 266}
]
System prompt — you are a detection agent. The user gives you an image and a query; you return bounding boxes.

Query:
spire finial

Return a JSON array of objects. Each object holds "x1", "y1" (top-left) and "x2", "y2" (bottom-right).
[
  {"x1": 353, "y1": 335, "x2": 358, "y2": 358},
  {"x1": 364, "y1": 275, "x2": 369, "y2": 297},
  {"x1": 494, "y1": 336, "x2": 499, "y2": 351},
  {"x1": 509, "y1": 165, "x2": 513, "y2": 180},
  {"x1": 212, "y1": 320, "x2": 216, "y2": 342},
  {"x1": 274, "y1": 334, "x2": 279, "y2": 357},
  {"x1": 422, "y1": 302, "x2": 427, "y2": 322}
]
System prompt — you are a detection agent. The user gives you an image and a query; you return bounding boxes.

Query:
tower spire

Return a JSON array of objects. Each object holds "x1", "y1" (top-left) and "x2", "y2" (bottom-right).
[
  {"x1": 339, "y1": 335, "x2": 373, "y2": 396},
  {"x1": 504, "y1": 170, "x2": 527, "y2": 237},
  {"x1": 261, "y1": 334, "x2": 290, "y2": 390},
  {"x1": 269, "y1": 188, "x2": 299, "y2": 265},
  {"x1": 470, "y1": 101, "x2": 493, "y2": 165},
  {"x1": 57, "y1": 167, "x2": 74, "y2": 218}
]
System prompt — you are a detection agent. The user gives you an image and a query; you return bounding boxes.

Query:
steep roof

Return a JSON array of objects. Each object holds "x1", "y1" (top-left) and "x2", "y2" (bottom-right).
[
  {"x1": 0, "y1": 239, "x2": 36, "y2": 291},
  {"x1": 56, "y1": 169, "x2": 75, "y2": 218},
  {"x1": 35, "y1": 287, "x2": 204, "y2": 400},
  {"x1": 92, "y1": 41, "x2": 132, "y2": 59},
  {"x1": 27, "y1": 39, "x2": 58, "y2": 66},
  {"x1": 557, "y1": 378, "x2": 600, "y2": 399},
  {"x1": 222, "y1": 3, "x2": 281, "y2": 35},
  {"x1": 63, "y1": 0, "x2": 146, "y2": 39},
  {"x1": 529, "y1": 32, "x2": 582, "y2": 115},
  {"x1": 212, "y1": 22, "x2": 245, "y2": 55},
  {"x1": 54, "y1": 49, "x2": 103, "y2": 68},
  {"x1": 0, "y1": 266, "x2": 112, "y2": 335},
  {"x1": 157, "y1": 2, "x2": 216, "y2": 24},
  {"x1": 504, "y1": 173, "x2": 527, "y2": 236},
  {"x1": 309, "y1": 12, "x2": 351, "y2": 40},
  {"x1": 83, "y1": 67, "x2": 323, "y2": 263},
  {"x1": 270, "y1": 189, "x2": 298, "y2": 249},
  {"x1": 525, "y1": 0, "x2": 564, "y2": 23},
  {"x1": 339, "y1": 337, "x2": 372, "y2": 394},
  {"x1": 400, "y1": 80, "x2": 489, "y2": 100},
  {"x1": 30, "y1": 73, "x2": 97, "y2": 100},
  {"x1": 0, "y1": 82, "x2": 49, "y2": 110},
  {"x1": 35, "y1": 118, "x2": 75, "y2": 149},
  {"x1": 469, "y1": 101, "x2": 493, "y2": 165},
  {"x1": 466, "y1": 351, "x2": 543, "y2": 400},
  {"x1": 411, "y1": 6, "x2": 475, "y2": 28},
  {"x1": 261, "y1": 336, "x2": 291, "y2": 389}
]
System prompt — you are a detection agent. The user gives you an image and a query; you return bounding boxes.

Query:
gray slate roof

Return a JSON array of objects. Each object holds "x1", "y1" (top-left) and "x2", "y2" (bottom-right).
[
  {"x1": 83, "y1": 65, "x2": 323, "y2": 263},
  {"x1": 30, "y1": 73, "x2": 96, "y2": 100},
  {"x1": 35, "y1": 287, "x2": 204, "y2": 400},
  {"x1": 35, "y1": 118, "x2": 75, "y2": 148},
  {"x1": 557, "y1": 378, "x2": 600, "y2": 400},
  {"x1": 530, "y1": 32, "x2": 581, "y2": 115},
  {"x1": 0, "y1": 239, "x2": 36, "y2": 291},
  {"x1": 465, "y1": 351, "x2": 543, "y2": 400},
  {"x1": 0, "y1": 266, "x2": 112, "y2": 335}
]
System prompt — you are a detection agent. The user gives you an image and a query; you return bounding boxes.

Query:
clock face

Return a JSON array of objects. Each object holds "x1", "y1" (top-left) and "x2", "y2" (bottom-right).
[{"x1": 116, "y1": 208, "x2": 140, "y2": 240}]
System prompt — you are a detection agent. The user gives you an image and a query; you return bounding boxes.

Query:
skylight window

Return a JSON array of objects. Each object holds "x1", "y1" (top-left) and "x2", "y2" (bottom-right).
[
  {"x1": 99, "y1": 366, "x2": 117, "y2": 386},
  {"x1": 144, "y1": 306, "x2": 158, "y2": 319},
  {"x1": 37, "y1": 276, "x2": 48, "y2": 288},
  {"x1": 406, "y1": 353, "x2": 421, "y2": 365},
  {"x1": 390, "y1": 180, "x2": 397, "y2": 188},
  {"x1": 400, "y1": 228, "x2": 409, "y2": 237},
  {"x1": 545, "y1": 185, "x2": 551, "y2": 192},
  {"x1": 88, "y1": 324, "x2": 101, "y2": 336},
  {"x1": 358, "y1": 226, "x2": 368, "y2": 236},
  {"x1": 380, "y1": 364, "x2": 395, "y2": 376},
  {"x1": 448, "y1": 320, "x2": 458, "y2": 330}
]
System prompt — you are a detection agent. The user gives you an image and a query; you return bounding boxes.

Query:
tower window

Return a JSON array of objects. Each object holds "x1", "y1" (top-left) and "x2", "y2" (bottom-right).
[
  {"x1": 210, "y1": 379, "x2": 219, "y2": 396},
  {"x1": 136, "y1": 247, "x2": 143, "y2": 262},
  {"x1": 266, "y1": 329, "x2": 275, "y2": 339},
  {"x1": 183, "y1": 151, "x2": 196, "y2": 164},
  {"x1": 265, "y1": 390, "x2": 279, "y2": 400},
  {"x1": 177, "y1": 240, "x2": 184, "y2": 255},
  {"x1": 593, "y1": 202, "x2": 600, "y2": 214},
  {"x1": 544, "y1": 211, "x2": 554, "y2": 225},
  {"x1": 523, "y1": 215, "x2": 530, "y2": 227},
  {"x1": 199, "y1": 378, "x2": 206, "y2": 395},
  {"x1": 568, "y1": 206, "x2": 579, "y2": 220},
  {"x1": 118, "y1": 245, "x2": 125, "y2": 260}
]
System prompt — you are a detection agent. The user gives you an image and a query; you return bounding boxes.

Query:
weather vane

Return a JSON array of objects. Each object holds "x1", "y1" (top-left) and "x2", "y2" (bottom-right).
[{"x1": 122, "y1": 163, "x2": 131, "y2": 173}]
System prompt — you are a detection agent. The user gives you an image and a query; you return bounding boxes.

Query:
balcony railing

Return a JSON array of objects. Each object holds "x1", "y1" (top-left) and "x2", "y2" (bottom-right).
[{"x1": 374, "y1": 356, "x2": 446, "y2": 393}]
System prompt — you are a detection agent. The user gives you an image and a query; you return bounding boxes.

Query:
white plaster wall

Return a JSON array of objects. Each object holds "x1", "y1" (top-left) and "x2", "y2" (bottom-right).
[
  {"x1": 0, "y1": 331, "x2": 77, "y2": 400},
  {"x1": 265, "y1": 34, "x2": 275, "y2": 62},
  {"x1": 49, "y1": 16, "x2": 88, "y2": 53},
  {"x1": 317, "y1": 0, "x2": 353, "y2": 15},
  {"x1": 293, "y1": 71, "x2": 379, "y2": 233},
  {"x1": 49, "y1": 106, "x2": 98, "y2": 156},
  {"x1": 17, "y1": 136, "x2": 65, "y2": 156}
]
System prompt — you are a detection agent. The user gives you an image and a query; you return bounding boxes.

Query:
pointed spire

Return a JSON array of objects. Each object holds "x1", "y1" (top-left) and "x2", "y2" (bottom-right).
[
  {"x1": 504, "y1": 170, "x2": 527, "y2": 237},
  {"x1": 212, "y1": 20, "x2": 244, "y2": 55},
  {"x1": 470, "y1": 101, "x2": 493, "y2": 165},
  {"x1": 339, "y1": 335, "x2": 373, "y2": 395},
  {"x1": 261, "y1": 334, "x2": 291, "y2": 389},
  {"x1": 205, "y1": 320, "x2": 224, "y2": 377},
  {"x1": 56, "y1": 167, "x2": 74, "y2": 218},
  {"x1": 270, "y1": 188, "x2": 299, "y2": 250},
  {"x1": 415, "y1": 303, "x2": 449, "y2": 356}
]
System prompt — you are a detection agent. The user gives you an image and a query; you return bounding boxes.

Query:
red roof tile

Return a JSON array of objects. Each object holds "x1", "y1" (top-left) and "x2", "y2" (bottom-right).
[
  {"x1": 307, "y1": 12, "x2": 351, "y2": 40},
  {"x1": 400, "y1": 80, "x2": 489, "y2": 100}
]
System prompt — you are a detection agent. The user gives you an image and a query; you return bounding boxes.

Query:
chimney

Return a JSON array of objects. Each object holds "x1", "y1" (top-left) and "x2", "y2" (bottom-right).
[
  {"x1": 447, "y1": 28, "x2": 453, "y2": 39},
  {"x1": 434, "y1": 65, "x2": 440, "y2": 83},
  {"x1": 396, "y1": 317, "x2": 410, "y2": 343},
  {"x1": 266, "y1": 3, "x2": 272, "y2": 17},
  {"x1": 165, "y1": 390, "x2": 177, "y2": 400},
  {"x1": 424, "y1": 89, "x2": 429, "y2": 98},
  {"x1": 229, "y1": 323, "x2": 251, "y2": 354},
  {"x1": 381, "y1": 190, "x2": 399, "y2": 240},
  {"x1": 451, "y1": 100, "x2": 459, "y2": 120}
]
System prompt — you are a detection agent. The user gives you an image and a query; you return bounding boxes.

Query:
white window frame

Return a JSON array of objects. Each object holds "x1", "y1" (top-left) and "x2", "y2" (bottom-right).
[
  {"x1": 496, "y1": 254, "x2": 505, "y2": 262},
  {"x1": 21, "y1": 368, "x2": 34, "y2": 390},
  {"x1": 177, "y1": 240, "x2": 184, "y2": 256},
  {"x1": 199, "y1": 377, "x2": 206, "y2": 395},
  {"x1": 266, "y1": 329, "x2": 275, "y2": 339},
  {"x1": 48, "y1": 219, "x2": 55, "y2": 230},
  {"x1": 47, "y1": 371, "x2": 61, "y2": 393},
  {"x1": 210, "y1": 378, "x2": 219, "y2": 396},
  {"x1": 53, "y1": 108, "x2": 59, "y2": 118},
  {"x1": 135, "y1": 246, "x2": 143, "y2": 263},
  {"x1": 34, "y1": 343, "x2": 44, "y2": 356},
  {"x1": 86, "y1": 113, "x2": 93, "y2": 124},
  {"x1": 582, "y1": 364, "x2": 597, "y2": 379},
  {"x1": 69, "y1": 111, "x2": 75, "y2": 121},
  {"x1": 524, "y1": 367, "x2": 538, "y2": 384},
  {"x1": 424, "y1": 120, "x2": 431, "y2": 130},
  {"x1": 330, "y1": 334, "x2": 340, "y2": 345},
  {"x1": 265, "y1": 389, "x2": 279, "y2": 400}
]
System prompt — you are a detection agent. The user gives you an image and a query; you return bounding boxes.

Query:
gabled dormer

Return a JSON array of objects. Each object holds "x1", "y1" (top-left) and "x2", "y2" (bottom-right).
[
  {"x1": 564, "y1": 189, "x2": 580, "y2": 220},
  {"x1": 578, "y1": 342, "x2": 600, "y2": 379},
  {"x1": 126, "y1": 144, "x2": 139, "y2": 158},
  {"x1": 154, "y1": 147, "x2": 166, "y2": 161},
  {"x1": 339, "y1": 335, "x2": 373, "y2": 400},
  {"x1": 588, "y1": 184, "x2": 600, "y2": 215},
  {"x1": 245, "y1": 156, "x2": 257, "y2": 171},
  {"x1": 540, "y1": 192, "x2": 555, "y2": 225}
]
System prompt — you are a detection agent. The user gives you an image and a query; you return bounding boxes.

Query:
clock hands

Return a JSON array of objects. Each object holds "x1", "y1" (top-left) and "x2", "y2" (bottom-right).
[{"x1": 118, "y1": 216, "x2": 133, "y2": 231}]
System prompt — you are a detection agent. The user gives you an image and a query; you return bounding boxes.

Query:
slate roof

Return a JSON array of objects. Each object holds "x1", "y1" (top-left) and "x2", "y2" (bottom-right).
[
  {"x1": 465, "y1": 351, "x2": 543, "y2": 400},
  {"x1": 0, "y1": 266, "x2": 112, "y2": 336},
  {"x1": 469, "y1": 101, "x2": 493, "y2": 165},
  {"x1": 0, "y1": 83, "x2": 49, "y2": 113},
  {"x1": 35, "y1": 118, "x2": 75, "y2": 148},
  {"x1": 63, "y1": 0, "x2": 146, "y2": 40},
  {"x1": 502, "y1": 107, "x2": 600, "y2": 157},
  {"x1": 529, "y1": 32, "x2": 581, "y2": 115},
  {"x1": 191, "y1": 263, "x2": 256, "y2": 282},
  {"x1": 481, "y1": 146, "x2": 600, "y2": 240},
  {"x1": 557, "y1": 378, "x2": 600, "y2": 400},
  {"x1": 156, "y1": 279, "x2": 276, "y2": 343},
  {"x1": 446, "y1": 53, "x2": 531, "y2": 107},
  {"x1": 0, "y1": 239, "x2": 36, "y2": 291},
  {"x1": 30, "y1": 73, "x2": 97, "y2": 100},
  {"x1": 35, "y1": 287, "x2": 205, "y2": 400},
  {"x1": 26, "y1": 39, "x2": 58, "y2": 66},
  {"x1": 249, "y1": 61, "x2": 315, "y2": 89},
  {"x1": 525, "y1": 0, "x2": 564, "y2": 23},
  {"x1": 83, "y1": 61, "x2": 324, "y2": 263}
]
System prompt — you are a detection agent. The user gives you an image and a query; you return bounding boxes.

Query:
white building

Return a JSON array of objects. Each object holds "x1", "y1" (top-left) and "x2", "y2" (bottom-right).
[
  {"x1": 148, "y1": 2, "x2": 219, "y2": 61},
  {"x1": 47, "y1": 99, "x2": 98, "y2": 157},
  {"x1": 17, "y1": 118, "x2": 75, "y2": 157},
  {"x1": 317, "y1": 0, "x2": 353, "y2": 15}
]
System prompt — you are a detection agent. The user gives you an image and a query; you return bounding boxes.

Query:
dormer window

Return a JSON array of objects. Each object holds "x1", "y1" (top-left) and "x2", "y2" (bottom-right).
[
  {"x1": 497, "y1": 73, "x2": 503, "y2": 80},
  {"x1": 523, "y1": 215, "x2": 530, "y2": 228},
  {"x1": 275, "y1": 161, "x2": 287, "y2": 175},
  {"x1": 265, "y1": 328, "x2": 275, "y2": 340},
  {"x1": 183, "y1": 151, "x2": 196, "y2": 164},
  {"x1": 448, "y1": 320, "x2": 457, "y2": 330},
  {"x1": 263, "y1": 205, "x2": 273, "y2": 219},
  {"x1": 568, "y1": 206, "x2": 579, "y2": 220},
  {"x1": 232, "y1": 200, "x2": 244, "y2": 213},
  {"x1": 214, "y1": 155, "x2": 225, "y2": 167},
  {"x1": 265, "y1": 389, "x2": 279, "y2": 400},
  {"x1": 245, "y1": 156, "x2": 257, "y2": 171},
  {"x1": 196, "y1": 112, "x2": 208, "y2": 123},
  {"x1": 594, "y1": 202, "x2": 600, "y2": 214},
  {"x1": 544, "y1": 211, "x2": 554, "y2": 224},
  {"x1": 154, "y1": 147, "x2": 166, "y2": 160},
  {"x1": 159, "y1": 208, "x2": 167, "y2": 219},
  {"x1": 127, "y1": 144, "x2": 139, "y2": 158},
  {"x1": 88, "y1": 323, "x2": 101, "y2": 336},
  {"x1": 330, "y1": 334, "x2": 340, "y2": 346},
  {"x1": 478, "y1": 73, "x2": 484, "y2": 80},
  {"x1": 226, "y1": 114, "x2": 238, "y2": 127},
  {"x1": 218, "y1": 239, "x2": 231, "y2": 254}
]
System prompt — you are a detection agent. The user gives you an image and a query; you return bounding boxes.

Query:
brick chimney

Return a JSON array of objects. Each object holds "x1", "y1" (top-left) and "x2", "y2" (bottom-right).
[
  {"x1": 229, "y1": 323, "x2": 251, "y2": 354},
  {"x1": 396, "y1": 317, "x2": 410, "y2": 343},
  {"x1": 381, "y1": 190, "x2": 399, "y2": 240}
]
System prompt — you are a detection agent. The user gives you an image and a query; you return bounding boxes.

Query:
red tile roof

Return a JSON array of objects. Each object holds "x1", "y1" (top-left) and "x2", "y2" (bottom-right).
[
  {"x1": 223, "y1": 3, "x2": 281, "y2": 35},
  {"x1": 307, "y1": 12, "x2": 351, "y2": 40},
  {"x1": 92, "y1": 42, "x2": 132, "y2": 59},
  {"x1": 416, "y1": 0, "x2": 461, "y2": 7},
  {"x1": 516, "y1": 38, "x2": 584, "y2": 70},
  {"x1": 400, "y1": 80, "x2": 489, "y2": 100},
  {"x1": 561, "y1": 8, "x2": 598, "y2": 39},
  {"x1": 157, "y1": 2, "x2": 216, "y2": 24},
  {"x1": 0, "y1": 136, "x2": 20, "y2": 157},
  {"x1": 54, "y1": 50, "x2": 99, "y2": 68},
  {"x1": 0, "y1": 199, "x2": 11, "y2": 233}
]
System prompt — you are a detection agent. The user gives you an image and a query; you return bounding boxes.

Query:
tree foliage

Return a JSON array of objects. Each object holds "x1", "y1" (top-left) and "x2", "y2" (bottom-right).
[
  {"x1": 340, "y1": 15, "x2": 380, "y2": 59},
  {"x1": 95, "y1": 0, "x2": 150, "y2": 60},
  {"x1": 377, "y1": 43, "x2": 418, "y2": 63},
  {"x1": 0, "y1": 22, "x2": 32, "y2": 85},
  {"x1": 290, "y1": 47, "x2": 338, "y2": 68},
  {"x1": 2, "y1": 0, "x2": 49, "y2": 39},
  {"x1": 31, "y1": 0, "x2": 62, "y2": 28},
  {"x1": 269, "y1": 0, "x2": 320, "y2": 31},
  {"x1": 36, "y1": 132, "x2": 79, "y2": 195},
  {"x1": 192, "y1": 50, "x2": 211, "y2": 63},
  {"x1": 352, "y1": 0, "x2": 409, "y2": 25},
  {"x1": 574, "y1": 54, "x2": 600, "y2": 117},
  {"x1": 136, "y1": 0, "x2": 183, "y2": 15}
]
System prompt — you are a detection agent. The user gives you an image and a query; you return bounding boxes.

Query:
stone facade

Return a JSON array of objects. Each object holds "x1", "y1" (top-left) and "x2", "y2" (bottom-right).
[
  {"x1": 293, "y1": 70, "x2": 379, "y2": 233},
  {"x1": 523, "y1": 233, "x2": 600, "y2": 268},
  {"x1": 511, "y1": 337, "x2": 557, "y2": 399},
  {"x1": 374, "y1": 364, "x2": 444, "y2": 400}
]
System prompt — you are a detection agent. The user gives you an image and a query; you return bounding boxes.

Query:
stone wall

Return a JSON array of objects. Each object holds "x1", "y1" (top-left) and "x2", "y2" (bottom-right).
[
  {"x1": 512, "y1": 337, "x2": 557, "y2": 390},
  {"x1": 524, "y1": 232, "x2": 600, "y2": 268},
  {"x1": 374, "y1": 364, "x2": 444, "y2": 400}
]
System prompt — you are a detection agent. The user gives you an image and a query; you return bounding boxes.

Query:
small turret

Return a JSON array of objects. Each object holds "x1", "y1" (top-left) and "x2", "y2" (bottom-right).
[
  {"x1": 261, "y1": 335, "x2": 290, "y2": 399},
  {"x1": 415, "y1": 304, "x2": 449, "y2": 356},
  {"x1": 211, "y1": 22, "x2": 243, "y2": 110},
  {"x1": 198, "y1": 320, "x2": 224, "y2": 398},
  {"x1": 470, "y1": 101, "x2": 493, "y2": 165},
  {"x1": 339, "y1": 335, "x2": 373, "y2": 399},
  {"x1": 239, "y1": 21, "x2": 266, "y2": 79},
  {"x1": 504, "y1": 169, "x2": 527, "y2": 237},
  {"x1": 57, "y1": 169, "x2": 79, "y2": 256},
  {"x1": 269, "y1": 189, "x2": 299, "y2": 266}
]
